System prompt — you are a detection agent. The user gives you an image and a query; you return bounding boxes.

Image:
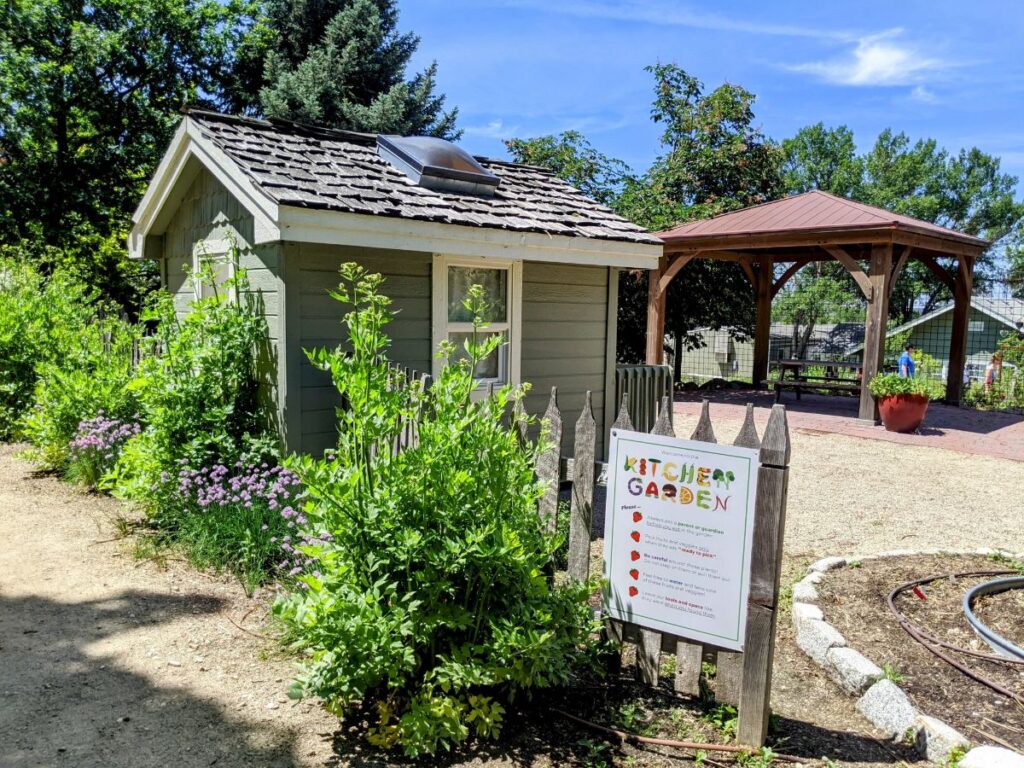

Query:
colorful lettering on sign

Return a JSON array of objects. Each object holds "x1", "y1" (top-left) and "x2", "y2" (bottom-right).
[{"x1": 621, "y1": 456, "x2": 732, "y2": 511}]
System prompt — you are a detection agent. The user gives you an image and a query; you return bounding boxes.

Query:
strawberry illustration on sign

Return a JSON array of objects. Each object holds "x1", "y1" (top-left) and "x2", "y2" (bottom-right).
[
  {"x1": 632, "y1": 511, "x2": 643, "y2": 523},
  {"x1": 630, "y1": 550, "x2": 640, "y2": 561},
  {"x1": 630, "y1": 531, "x2": 641, "y2": 542},
  {"x1": 629, "y1": 568, "x2": 639, "y2": 581},
  {"x1": 628, "y1": 586, "x2": 639, "y2": 598}
]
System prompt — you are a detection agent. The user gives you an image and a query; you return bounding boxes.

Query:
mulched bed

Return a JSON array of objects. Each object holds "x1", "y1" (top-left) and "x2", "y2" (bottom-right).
[{"x1": 819, "y1": 553, "x2": 1024, "y2": 753}]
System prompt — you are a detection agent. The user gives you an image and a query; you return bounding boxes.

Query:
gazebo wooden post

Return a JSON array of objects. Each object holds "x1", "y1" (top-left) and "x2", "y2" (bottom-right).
[
  {"x1": 645, "y1": 255, "x2": 668, "y2": 365},
  {"x1": 857, "y1": 243, "x2": 893, "y2": 423},
  {"x1": 751, "y1": 255, "x2": 773, "y2": 388},
  {"x1": 945, "y1": 255, "x2": 974, "y2": 403}
]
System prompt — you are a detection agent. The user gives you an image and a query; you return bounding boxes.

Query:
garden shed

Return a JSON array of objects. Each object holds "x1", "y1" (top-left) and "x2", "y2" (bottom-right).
[{"x1": 129, "y1": 110, "x2": 661, "y2": 455}]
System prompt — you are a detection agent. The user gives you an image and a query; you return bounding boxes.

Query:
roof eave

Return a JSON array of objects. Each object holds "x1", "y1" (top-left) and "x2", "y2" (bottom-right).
[
  {"x1": 659, "y1": 223, "x2": 988, "y2": 257},
  {"x1": 128, "y1": 116, "x2": 281, "y2": 259},
  {"x1": 278, "y1": 206, "x2": 663, "y2": 269}
]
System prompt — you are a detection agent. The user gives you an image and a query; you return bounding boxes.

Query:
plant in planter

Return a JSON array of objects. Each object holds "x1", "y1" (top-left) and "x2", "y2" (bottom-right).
[{"x1": 868, "y1": 373, "x2": 942, "y2": 433}]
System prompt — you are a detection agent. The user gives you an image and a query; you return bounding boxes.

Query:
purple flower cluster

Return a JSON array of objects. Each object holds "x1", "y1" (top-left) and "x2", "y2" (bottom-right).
[
  {"x1": 174, "y1": 461, "x2": 325, "y2": 580},
  {"x1": 176, "y1": 462, "x2": 298, "y2": 513},
  {"x1": 275, "y1": 529, "x2": 332, "y2": 582},
  {"x1": 69, "y1": 411, "x2": 142, "y2": 465}
]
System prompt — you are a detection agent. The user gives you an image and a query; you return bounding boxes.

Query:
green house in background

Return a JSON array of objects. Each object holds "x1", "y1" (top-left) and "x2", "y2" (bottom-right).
[
  {"x1": 128, "y1": 110, "x2": 661, "y2": 457},
  {"x1": 847, "y1": 296, "x2": 1024, "y2": 382}
]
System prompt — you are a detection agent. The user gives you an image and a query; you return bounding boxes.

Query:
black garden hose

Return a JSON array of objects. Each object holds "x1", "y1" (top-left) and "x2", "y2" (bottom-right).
[
  {"x1": 886, "y1": 570, "x2": 1024, "y2": 707},
  {"x1": 963, "y1": 576, "x2": 1024, "y2": 661}
]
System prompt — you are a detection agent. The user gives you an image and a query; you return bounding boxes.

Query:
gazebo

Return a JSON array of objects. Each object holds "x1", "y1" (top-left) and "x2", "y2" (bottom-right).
[{"x1": 649, "y1": 190, "x2": 990, "y2": 422}]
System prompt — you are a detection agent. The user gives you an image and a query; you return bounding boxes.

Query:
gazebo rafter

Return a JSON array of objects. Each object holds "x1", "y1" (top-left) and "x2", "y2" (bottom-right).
[{"x1": 651, "y1": 190, "x2": 989, "y2": 423}]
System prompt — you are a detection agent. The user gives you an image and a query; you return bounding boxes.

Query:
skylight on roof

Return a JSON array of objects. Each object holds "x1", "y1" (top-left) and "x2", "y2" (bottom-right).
[{"x1": 376, "y1": 135, "x2": 500, "y2": 196}]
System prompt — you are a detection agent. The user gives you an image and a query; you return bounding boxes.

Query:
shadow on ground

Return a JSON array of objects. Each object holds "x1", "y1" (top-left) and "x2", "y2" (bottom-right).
[{"x1": 0, "y1": 589, "x2": 305, "y2": 768}]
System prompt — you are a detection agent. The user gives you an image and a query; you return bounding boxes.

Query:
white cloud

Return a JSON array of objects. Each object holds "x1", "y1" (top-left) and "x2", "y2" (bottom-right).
[
  {"x1": 462, "y1": 119, "x2": 520, "y2": 139},
  {"x1": 910, "y1": 85, "x2": 938, "y2": 103},
  {"x1": 492, "y1": 0, "x2": 854, "y2": 41},
  {"x1": 788, "y1": 29, "x2": 950, "y2": 86}
]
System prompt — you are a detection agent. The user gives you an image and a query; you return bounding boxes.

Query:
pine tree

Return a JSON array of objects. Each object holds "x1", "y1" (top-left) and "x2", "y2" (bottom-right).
[{"x1": 258, "y1": 0, "x2": 459, "y2": 138}]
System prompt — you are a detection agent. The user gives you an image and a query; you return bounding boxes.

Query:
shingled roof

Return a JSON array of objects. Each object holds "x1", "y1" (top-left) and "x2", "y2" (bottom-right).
[{"x1": 185, "y1": 110, "x2": 659, "y2": 246}]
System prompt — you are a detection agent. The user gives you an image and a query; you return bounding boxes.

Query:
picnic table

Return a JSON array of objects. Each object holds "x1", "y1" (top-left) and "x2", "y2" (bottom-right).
[{"x1": 771, "y1": 358, "x2": 863, "y2": 403}]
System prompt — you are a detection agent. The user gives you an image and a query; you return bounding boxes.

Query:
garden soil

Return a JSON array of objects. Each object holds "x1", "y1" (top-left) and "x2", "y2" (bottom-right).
[{"x1": 2, "y1": 429, "x2": 1023, "y2": 767}]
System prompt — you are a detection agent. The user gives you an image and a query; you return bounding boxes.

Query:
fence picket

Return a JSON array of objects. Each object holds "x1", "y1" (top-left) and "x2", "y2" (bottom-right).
[
  {"x1": 736, "y1": 405, "x2": 790, "y2": 746},
  {"x1": 536, "y1": 388, "x2": 562, "y2": 535},
  {"x1": 567, "y1": 391, "x2": 596, "y2": 582}
]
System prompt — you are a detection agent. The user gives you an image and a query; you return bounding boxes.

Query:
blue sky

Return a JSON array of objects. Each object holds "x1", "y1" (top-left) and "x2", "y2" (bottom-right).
[{"x1": 403, "y1": 1, "x2": 1024, "y2": 192}]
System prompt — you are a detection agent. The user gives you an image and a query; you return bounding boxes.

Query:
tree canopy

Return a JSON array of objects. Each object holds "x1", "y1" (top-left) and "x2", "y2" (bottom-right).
[{"x1": 255, "y1": 0, "x2": 459, "y2": 138}]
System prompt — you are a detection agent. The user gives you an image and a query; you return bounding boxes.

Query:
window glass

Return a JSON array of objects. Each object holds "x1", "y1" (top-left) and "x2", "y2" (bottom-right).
[
  {"x1": 448, "y1": 331, "x2": 504, "y2": 380},
  {"x1": 447, "y1": 267, "x2": 507, "y2": 323},
  {"x1": 197, "y1": 255, "x2": 232, "y2": 300}
]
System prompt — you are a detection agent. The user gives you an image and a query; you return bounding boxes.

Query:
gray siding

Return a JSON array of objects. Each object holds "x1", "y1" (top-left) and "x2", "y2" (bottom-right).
[
  {"x1": 159, "y1": 169, "x2": 285, "y2": 440},
  {"x1": 908, "y1": 306, "x2": 1012, "y2": 374},
  {"x1": 286, "y1": 242, "x2": 432, "y2": 455},
  {"x1": 521, "y1": 262, "x2": 613, "y2": 457}
]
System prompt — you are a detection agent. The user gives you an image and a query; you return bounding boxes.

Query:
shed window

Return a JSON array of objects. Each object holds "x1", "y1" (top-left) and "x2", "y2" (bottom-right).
[
  {"x1": 192, "y1": 239, "x2": 236, "y2": 302},
  {"x1": 968, "y1": 320, "x2": 984, "y2": 332},
  {"x1": 432, "y1": 255, "x2": 521, "y2": 388}
]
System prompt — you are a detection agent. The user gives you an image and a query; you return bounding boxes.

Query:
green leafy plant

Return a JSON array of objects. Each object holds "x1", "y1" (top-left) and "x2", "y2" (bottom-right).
[
  {"x1": 868, "y1": 373, "x2": 942, "y2": 401},
  {"x1": 702, "y1": 703, "x2": 738, "y2": 742},
  {"x1": 22, "y1": 315, "x2": 141, "y2": 472},
  {"x1": 111, "y1": 262, "x2": 273, "y2": 505},
  {"x1": 881, "y1": 663, "x2": 905, "y2": 684},
  {"x1": 737, "y1": 746, "x2": 777, "y2": 767},
  {"x1": 0, "y1": 260, "x2": 98, "y2": 440},
  {"x1": 274, "y1": 263, "x2": 600, "y2": 756}
]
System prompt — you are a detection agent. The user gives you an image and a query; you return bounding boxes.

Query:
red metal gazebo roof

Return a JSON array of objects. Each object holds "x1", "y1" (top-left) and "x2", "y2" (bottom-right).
[{"x1": 657, "y1": 190, "x2": 988, "y2": 249}]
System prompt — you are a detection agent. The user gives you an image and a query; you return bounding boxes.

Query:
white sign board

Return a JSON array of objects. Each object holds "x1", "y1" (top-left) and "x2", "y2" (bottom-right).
[{"x1": 603, "y1": 428, "x2": 759, "y2": 651}]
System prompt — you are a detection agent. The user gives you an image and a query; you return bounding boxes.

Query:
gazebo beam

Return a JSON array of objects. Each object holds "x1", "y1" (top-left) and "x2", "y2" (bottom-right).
[
  {"x1": 858, "y1": 243, "x2": 894, "y2": 423},
  {"x1": 771, "y1": 256, "x2": 815, "y2": 299},
  {"x1": 888, "y1": 246, "x2": 913, "y2": 299},
  {"x1": 646, "y1": 255, "x2": 668, "y2": 364},
  {"x1": 917, "y1": 254, "x2": 956, "y2": 290},
  {"x1": 823, "y1": 246, "x2": 873, "y2": 301},
  {"x1": 945, "y1": 255, "x2": 974, "y2": 403}
]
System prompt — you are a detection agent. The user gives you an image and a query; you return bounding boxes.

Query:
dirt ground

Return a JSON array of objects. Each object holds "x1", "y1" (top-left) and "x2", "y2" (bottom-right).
[
  {"x1": 3, "y1": 426, "x2": 1023, "y2": 767},
  {"x1": 820, "y1": 554, "x2": 1024, "y2": 753}
]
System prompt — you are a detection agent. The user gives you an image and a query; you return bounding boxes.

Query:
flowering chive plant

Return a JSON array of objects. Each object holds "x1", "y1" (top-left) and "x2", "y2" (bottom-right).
[
  {"x1": 165, "y1": 460, "x2": 310, "y2": 592},
  {"x1": 67, "y1": 411, "x2": 142, "y2": 488}
]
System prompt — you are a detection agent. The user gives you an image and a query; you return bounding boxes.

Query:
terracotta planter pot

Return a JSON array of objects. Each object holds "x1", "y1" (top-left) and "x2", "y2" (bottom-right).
[{"x1": 877, "y1": 393, "x2": 930, "y2": 433}]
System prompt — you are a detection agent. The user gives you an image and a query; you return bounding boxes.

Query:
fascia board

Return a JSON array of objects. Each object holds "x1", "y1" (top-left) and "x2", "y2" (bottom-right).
[{"x1": 278, "y1": 206, "x2": 662, "y2": 269}]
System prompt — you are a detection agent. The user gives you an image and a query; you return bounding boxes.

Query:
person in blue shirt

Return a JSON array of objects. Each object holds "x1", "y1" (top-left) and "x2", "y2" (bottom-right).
[{"x1": 898, "y1": 344, "x2": 916, "y2": 377}]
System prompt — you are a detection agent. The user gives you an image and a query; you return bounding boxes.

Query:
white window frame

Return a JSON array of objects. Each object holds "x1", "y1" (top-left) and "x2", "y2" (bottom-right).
[
  {"x1": 191, "y1": 238, "x2": 237, "y2": 302},
  {"x1": 432, "y1": 254, "x2": 522, "y2": 389}
]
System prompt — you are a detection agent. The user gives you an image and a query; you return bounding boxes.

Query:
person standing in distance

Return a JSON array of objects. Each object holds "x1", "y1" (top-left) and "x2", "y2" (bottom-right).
[{"x1": 898, "y1": 344, "x2": 916, "y2": 378}]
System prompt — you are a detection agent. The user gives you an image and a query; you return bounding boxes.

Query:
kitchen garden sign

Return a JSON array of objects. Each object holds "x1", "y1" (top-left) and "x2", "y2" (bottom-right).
[{"x1": 603, "y1": 428, "x2": 759, "y2": 651}]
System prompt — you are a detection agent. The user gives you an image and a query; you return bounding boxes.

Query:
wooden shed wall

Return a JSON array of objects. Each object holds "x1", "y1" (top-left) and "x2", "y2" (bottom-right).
[
  {"x1": 284, "y1": 242, "x2": 433, "y2": 455},
  {"x1": 159, "y1": 169, "x2": 286, "y2": 440},
  {"x1": 520, "y1": 262, "x2": 616, "y2": 458}
]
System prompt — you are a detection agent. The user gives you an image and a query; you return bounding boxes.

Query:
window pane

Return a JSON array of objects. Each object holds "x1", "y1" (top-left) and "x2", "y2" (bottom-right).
[
  {"x1": 447, "y1": 267, "x2": 507, "y2": 323},
  {"x1": 449, "y1": 331, "x2": 504, "y2": 380},
  {"x1": 198, "y1": 257, "x2": 231, "y2": 299}
]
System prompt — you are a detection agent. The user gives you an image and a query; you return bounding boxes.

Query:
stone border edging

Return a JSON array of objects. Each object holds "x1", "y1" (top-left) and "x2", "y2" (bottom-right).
[{"x1": 790, "y1": 548, "x2": 1024, "y2": 767}]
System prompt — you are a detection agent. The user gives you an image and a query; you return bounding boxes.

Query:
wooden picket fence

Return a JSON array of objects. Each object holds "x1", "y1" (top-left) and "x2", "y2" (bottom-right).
[{"x1": 533, "y1": 387, "x2": 791, "y2": 748}]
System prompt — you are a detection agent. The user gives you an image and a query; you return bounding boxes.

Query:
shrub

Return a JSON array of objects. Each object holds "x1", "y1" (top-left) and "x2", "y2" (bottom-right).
[
  {"x1": 274, "y1": 264, "x2": 599, "y2": 756},
  {"x1": 112, "y1": 265, "x2": 273, "y2": 503},
  {"x1": 0, "y1": 260, "x2": 96, "y2": 440},
  {"x1": 151, "y1": 461, "x2": 298, "y2": 593},
  {"x1": 21, "y1": 315, "x2": 141, "y2": 470}
]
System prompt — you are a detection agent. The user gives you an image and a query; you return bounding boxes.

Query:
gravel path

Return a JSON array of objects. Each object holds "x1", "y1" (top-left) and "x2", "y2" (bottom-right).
[{"x1": 674, "y1": 408, "x2": 1024, "y2": 559}]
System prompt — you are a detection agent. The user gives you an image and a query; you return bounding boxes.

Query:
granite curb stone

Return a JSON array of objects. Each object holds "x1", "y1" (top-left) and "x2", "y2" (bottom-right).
[
  {"x1": 824, "y1": 647, "x2": 883, "y2": 694},
  {"x1": 856, "y1": 679, "x2": 919, "y2": 740}
]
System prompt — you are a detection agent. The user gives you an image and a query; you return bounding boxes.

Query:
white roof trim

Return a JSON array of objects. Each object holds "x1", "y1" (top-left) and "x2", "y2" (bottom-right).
[
  {"x1": 128, "y1": 117, "x2": 281, "y2": 259},
  {"x1": 845, "y1": 296, "x2": 1018, "y2": 355},
  {"x1": 278, "y1": 206, "x2": 661, "y2": 269},
  {"x1": 128, "y1": 117, "x2": 661, "y2": 269}
]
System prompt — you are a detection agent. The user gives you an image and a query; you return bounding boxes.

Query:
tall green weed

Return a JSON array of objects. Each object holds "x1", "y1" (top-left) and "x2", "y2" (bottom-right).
[{"x1": 275, "y1": 264, "x2": 600, "y2": 756}]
